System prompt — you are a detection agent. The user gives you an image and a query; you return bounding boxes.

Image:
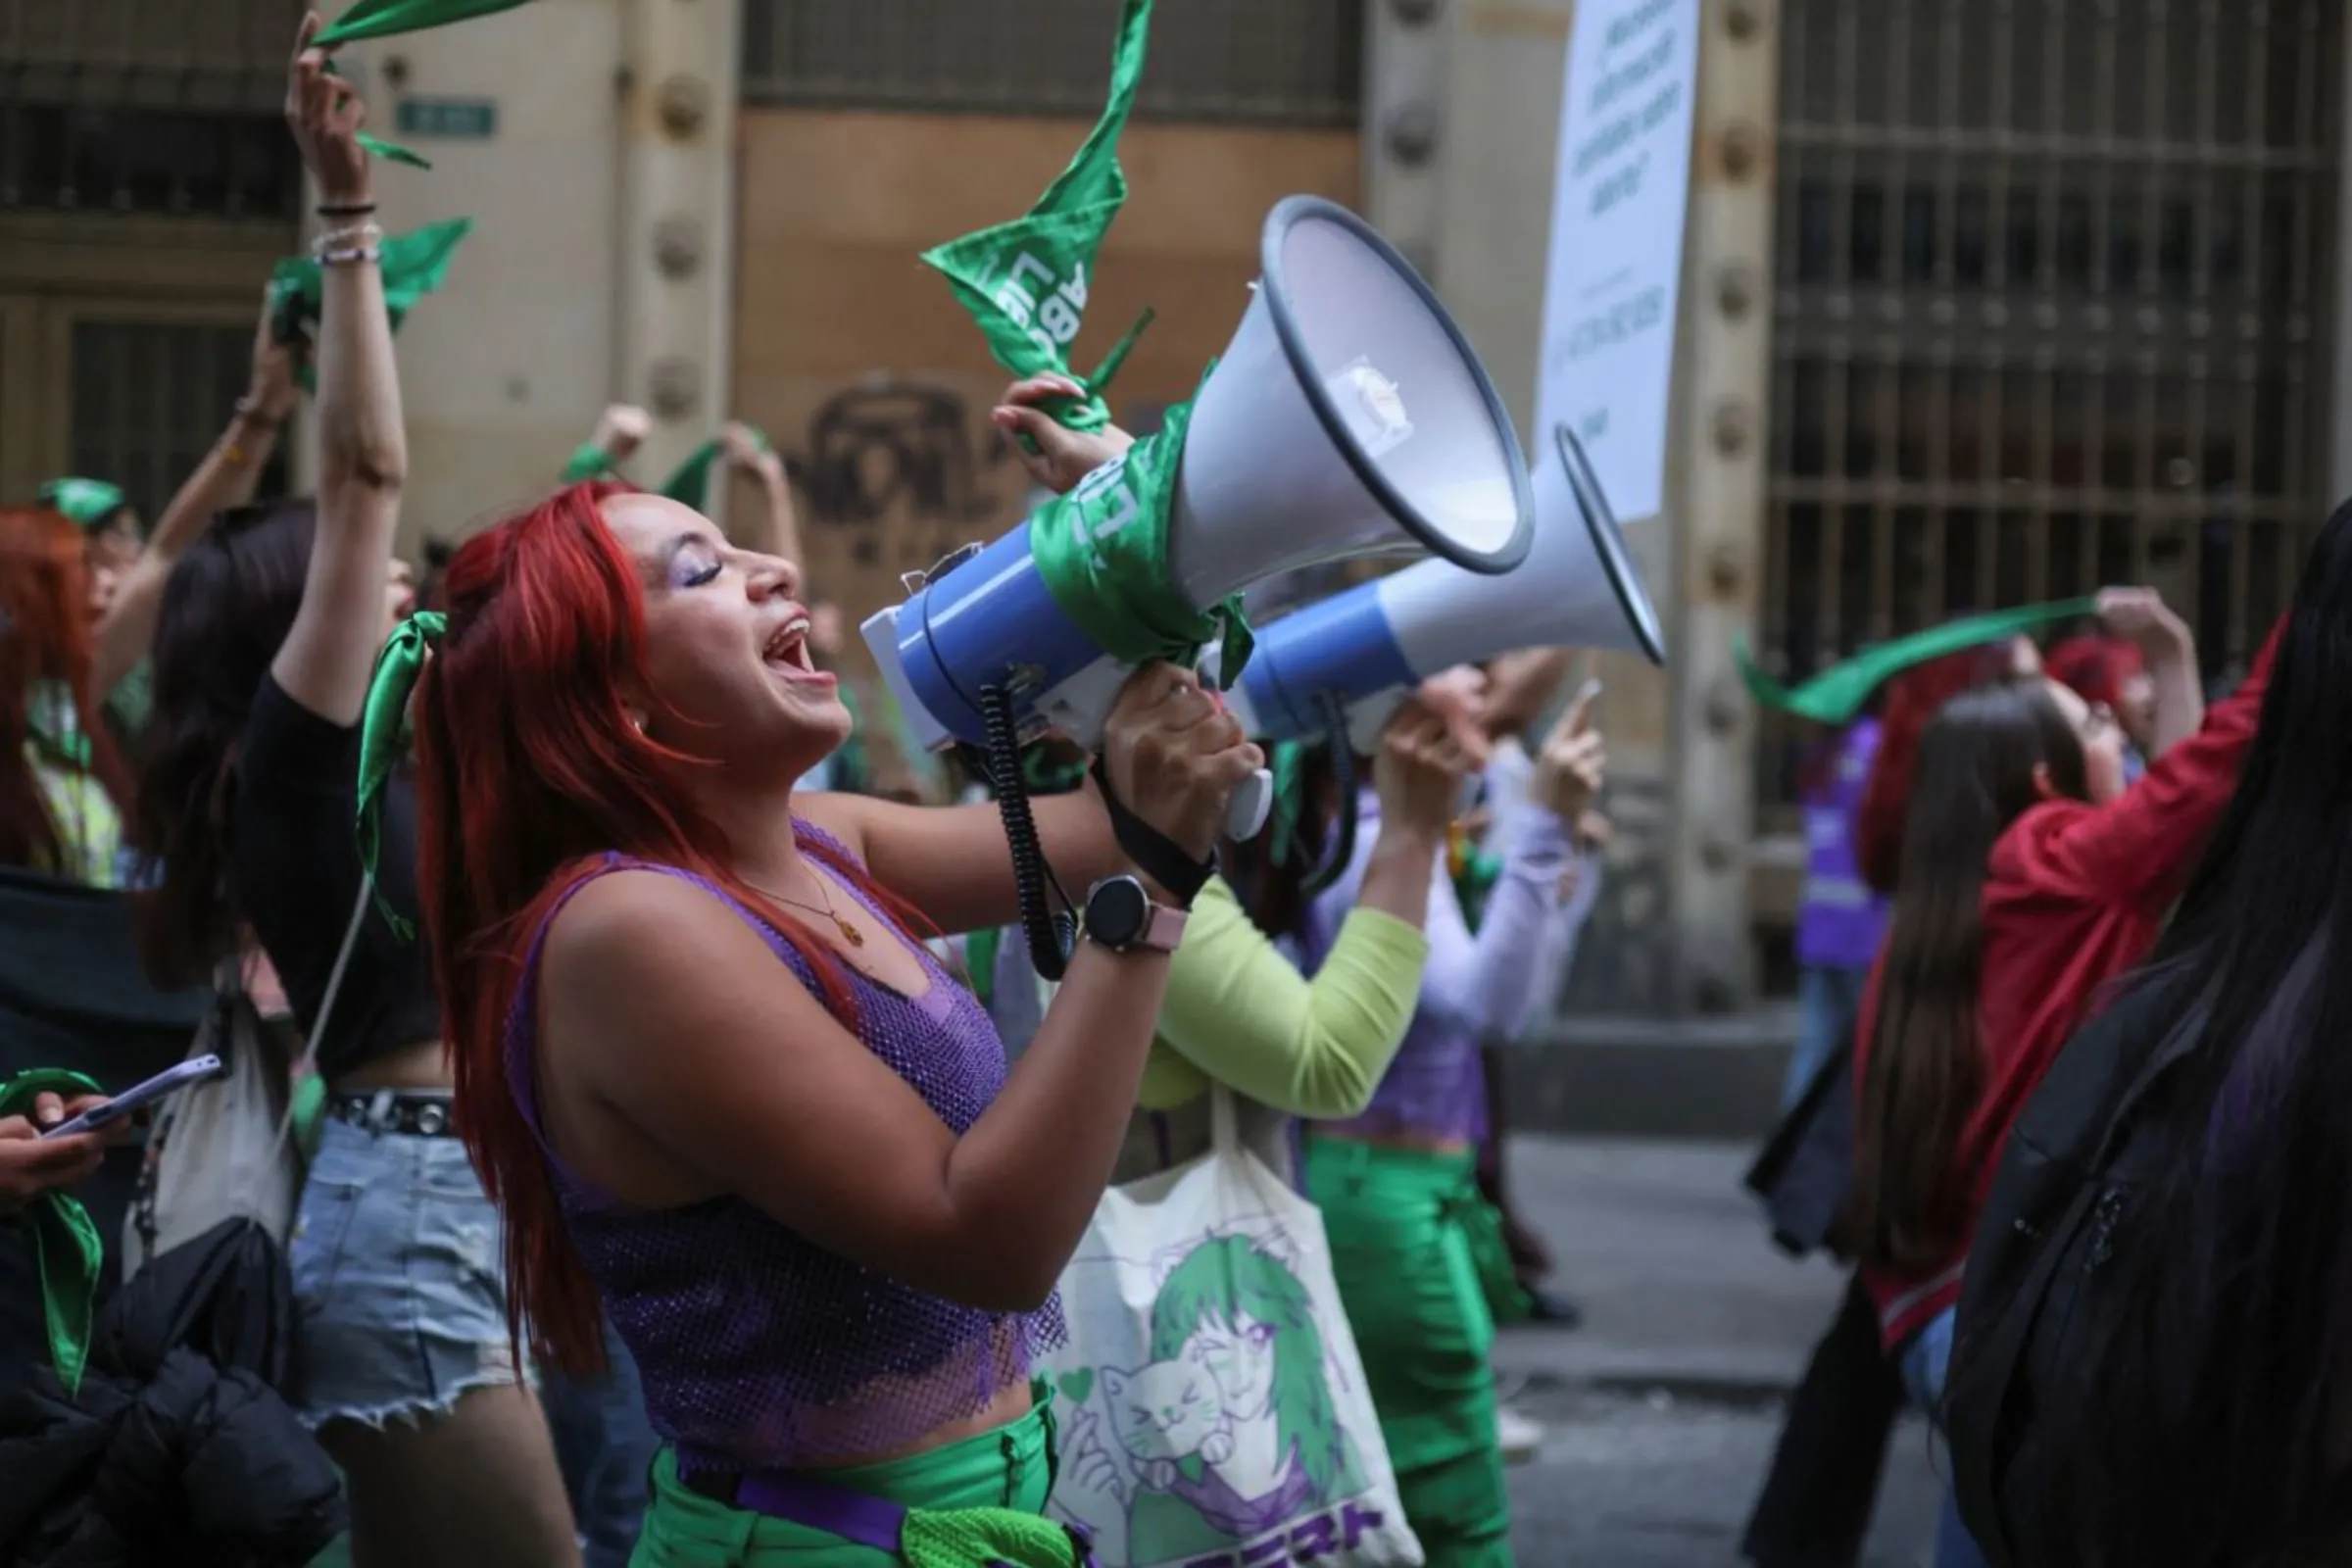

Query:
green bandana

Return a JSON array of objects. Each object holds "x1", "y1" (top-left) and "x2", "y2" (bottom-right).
[
  {"x1": 1735, "y1": 598, "x2": 2098, "y2": 725},
  {"x1": 317, "y1": 0, "x2": 539, "y2": 46},
  {"x1": 0, "y1": 1067, "x2": 107, "y2": 1396},
  {"x1": 1268, "y1": 740, "x2": 1308, "y2": 867},
  {"x1": 1025, "y1": 394, "x2": 1250, "y2": 678},
  {"x1": 963, "y1": 927, "x2": 1001, "y2": 1011},
  {"x1": 358, "y1": 131, "x2": 431, "y2": 170},
  {"x1": 38, "y1": 478, "x2": 127, "y2": 531},
  {"x1": 919, "y1": 0, "x2": 1156, "y2": 434},
  {"x1": 355, "y1": 611, "x2": 446, "y2": 940},
  {"x1": 659, "y1": 428, "x2": 769, "y2": 512},
  {"x1": 269, "y1": 217, "x2": 473, "y2": 392},
  {"x1": 560, "y1": 442, "x2": 618, "y2": 484}
]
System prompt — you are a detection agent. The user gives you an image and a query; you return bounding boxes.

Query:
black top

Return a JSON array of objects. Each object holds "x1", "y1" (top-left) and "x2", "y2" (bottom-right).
[{"x1": 230, "y1": 674, "x2": 441, "y2": 1077}]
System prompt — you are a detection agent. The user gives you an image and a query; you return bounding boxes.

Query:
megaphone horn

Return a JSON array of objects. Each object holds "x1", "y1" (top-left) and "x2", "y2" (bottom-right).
[
  {"x1": 861, "y1": 196, "x2": 1538, "y2": 811},
  {"x1": 1223, "y1": 423, "x2": 1666, "y2": 745}
]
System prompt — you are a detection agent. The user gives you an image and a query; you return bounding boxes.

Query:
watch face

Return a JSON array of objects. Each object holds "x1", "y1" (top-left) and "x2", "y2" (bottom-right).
[{"x1": 1088, "y1": 876, "x2": 1151, "y2": 949}]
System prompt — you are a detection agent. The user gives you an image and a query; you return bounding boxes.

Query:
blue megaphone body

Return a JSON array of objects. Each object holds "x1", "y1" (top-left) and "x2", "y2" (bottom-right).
[
  {"x1": 861, "y1": 196, "x2": 1538, "y2": 836},
  {"x1": 1221, "y1": 424, "x2": 1667, "y2": 749}
]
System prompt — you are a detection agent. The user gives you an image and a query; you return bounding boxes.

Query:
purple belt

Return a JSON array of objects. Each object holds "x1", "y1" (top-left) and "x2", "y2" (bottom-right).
[{"x1": 680, "y1": 1464, "x2": 1098, "y2": 1566}]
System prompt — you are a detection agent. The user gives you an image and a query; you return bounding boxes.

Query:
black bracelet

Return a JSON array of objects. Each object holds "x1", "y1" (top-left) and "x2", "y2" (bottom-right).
[
  {"x1": 316, "y1": 200, "x2": 377, "y2": 218},
  {"x1": 1089, "y1": 758, "x2": 1214, "y2": 906}
]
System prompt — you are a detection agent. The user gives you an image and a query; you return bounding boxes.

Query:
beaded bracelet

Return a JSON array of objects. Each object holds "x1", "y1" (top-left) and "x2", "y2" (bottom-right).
[
  {"x1": 312, "y1": 221, "x2": 383, "y2": 258},
  {"x1": 318, "y1": 245, "x2": 382, "y2": 268}
]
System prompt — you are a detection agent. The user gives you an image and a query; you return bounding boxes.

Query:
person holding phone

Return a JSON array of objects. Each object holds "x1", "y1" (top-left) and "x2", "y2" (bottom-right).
[{"x1": 0, "y1": 1093, "x2": 117, "y2": 1215}]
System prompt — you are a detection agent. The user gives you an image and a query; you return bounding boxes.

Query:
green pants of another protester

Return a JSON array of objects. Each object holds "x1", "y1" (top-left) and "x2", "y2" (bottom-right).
[
  {"x1": 630, "y1": 1400, "x2": 1055, "y2": 1566},
  {"x1": 1303, "y1": 1135, "x2": 1514, "y2": 1568}
]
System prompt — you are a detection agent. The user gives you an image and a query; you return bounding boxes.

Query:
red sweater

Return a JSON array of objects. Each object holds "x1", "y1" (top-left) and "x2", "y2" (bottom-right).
[{"x1": 1855, "y1": 624, "x2": 2280, "y2": 1348}]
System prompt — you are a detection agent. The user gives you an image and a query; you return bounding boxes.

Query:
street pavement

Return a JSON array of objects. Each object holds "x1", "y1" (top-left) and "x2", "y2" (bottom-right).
[{"x1": 1494, "y1": 1136, "x2": 1944, "y2": 1565}]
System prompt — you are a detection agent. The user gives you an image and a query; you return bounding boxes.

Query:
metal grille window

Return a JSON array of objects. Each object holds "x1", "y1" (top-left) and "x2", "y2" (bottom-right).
[
  {"x1": 69, "y1": 321, "x2": 287, "y2": 524},
  {"x1": 2, "y1": 0, "x2": 304, "y2": 217},
  {"x1": 1756, "y1": 0, "x2": 2340, "y2": 820},
  {"x1": 743, "y1": 0, "x2": 1362, "y2": 125}
]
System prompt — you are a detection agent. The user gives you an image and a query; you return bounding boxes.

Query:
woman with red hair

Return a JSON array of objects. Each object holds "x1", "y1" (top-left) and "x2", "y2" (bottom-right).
[{"x1": 0, "y1": 505, "x2": 133, "y2": 886}]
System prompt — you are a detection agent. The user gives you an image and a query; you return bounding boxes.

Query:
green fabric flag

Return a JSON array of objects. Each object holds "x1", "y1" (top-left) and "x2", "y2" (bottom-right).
[
  {"x1": 0, "y1": 1067, "x2": 108, "y2": 1396},
  {"x1": 1735, "y1": 598, "x2": 2099, "y2": 725},
  {"x1": 317, "y1": 0, "x2": 538, "y2": 46},
  {"x1": 269, "y1": 217, "x2": 474, "y2": 392},
  {"x1": 919, "y1": 0, "x2": 1156, "y2": 433},
  {"x1": 1027, "y1": 395, "x2": 1250, "y2": 680},
  {"x1": 357, "y1": 131, "x2": 431, "y2": 170},
  {"x1": 356, "y1": 611, "x2": 446, "y2": 941},
  {"x1": 658, "y1": 428, "x2": 768, "y2": 512},
  {"x1": 560, "y1": 442, "x2": 617, "y2": 484},
  {"x1": 38, "y1": 478, "x2": 127, "y2": 530}
]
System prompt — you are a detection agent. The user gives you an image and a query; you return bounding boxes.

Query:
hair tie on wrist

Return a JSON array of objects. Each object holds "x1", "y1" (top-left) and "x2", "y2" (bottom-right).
[{"x1": 317, "y1": 200, "x2": 378, "y2": 218}]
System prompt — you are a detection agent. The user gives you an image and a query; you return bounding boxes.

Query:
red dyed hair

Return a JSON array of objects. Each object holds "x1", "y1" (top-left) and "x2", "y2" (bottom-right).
[
  {"x1": 2045, "y1": 634, "x2": 2144, "y2": 716},
  {"x1": 1852, "y1": 643, "x2": 2019, "y2": 895},
  {"x1": 0, "y1": 507, "x2": 131, "y2": 872},
  {"x1": 414, "y1": 480, "x2": 929, "y2": 1374}
]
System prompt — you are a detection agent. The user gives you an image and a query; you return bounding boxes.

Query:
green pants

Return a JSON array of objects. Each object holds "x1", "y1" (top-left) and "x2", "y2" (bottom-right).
[
  {"x1": 630, "y1": 1401, "x2": 1055, "y2": 1566},
  {"x1": 1304, "y1": 1136, "x2": 1514, "y2": 1568}
]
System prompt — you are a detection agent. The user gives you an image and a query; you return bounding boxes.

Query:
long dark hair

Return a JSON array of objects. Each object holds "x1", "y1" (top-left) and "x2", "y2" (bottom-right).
[
  {"x1": 132, "y1": 501, "x2": 315, "y2": 985},
  {"x1": 2028, "y1": 499, "x2": 2352, "y2": 1566},
  {"x1": 1222, "y1": 741, "x2": 1345, "y2": 944},
  {"x1": 1851, "y1": 679, "x2": 2085, "y2": 1274}
]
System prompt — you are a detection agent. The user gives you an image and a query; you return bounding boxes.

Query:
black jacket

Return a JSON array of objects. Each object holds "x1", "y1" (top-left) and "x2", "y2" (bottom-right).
[{"x1": 0, "y1": 1218, "x2": 344, "y2": 1566}]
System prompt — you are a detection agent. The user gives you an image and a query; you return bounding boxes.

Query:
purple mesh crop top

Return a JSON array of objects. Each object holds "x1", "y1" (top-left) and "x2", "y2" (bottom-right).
[{"x1": 505, "y1": 828, "x2": 1066, "y2": 1473}]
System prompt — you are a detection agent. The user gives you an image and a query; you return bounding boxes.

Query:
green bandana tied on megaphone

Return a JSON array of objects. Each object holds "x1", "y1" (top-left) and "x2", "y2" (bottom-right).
[
  {"x1": 1024, "y1": 394, "x2": 1250, "y2": 681},
  {"x1": 0, "y1": 1067, "x2": 108, "y2": 1396},
  {"x1": 356, "y1": 611, "x2": 446, "y2": 941},
  {"x1": 317, "y1": 0, "x2": 540, "y2": 46},
  {"x1": 1268, "y1": 740, "x2": 1309, "y2": 868},
  {"x1": 1735, "y1": 598, "x2": 2100, "y2": 725},
  {"x1": 269, "y1": 218, "x2": 473, "y2": 393},
  {"x1": 37, "y1": 478, "x2": 128, "y2": 531},
  {"x1": 920, "y1": 0, "x2": 1157, "y2": 434}
]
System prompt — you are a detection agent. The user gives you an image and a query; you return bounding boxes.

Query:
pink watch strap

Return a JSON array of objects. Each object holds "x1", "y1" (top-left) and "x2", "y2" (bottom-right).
[{"x1": 1137, "y1": 902, "x2": 1189, "y2": 954}]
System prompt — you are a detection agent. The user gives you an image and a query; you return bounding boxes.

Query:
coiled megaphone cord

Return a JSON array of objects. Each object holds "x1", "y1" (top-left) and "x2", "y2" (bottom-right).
[
  {"x1": 1299, "y1": 691, "x2": 1359, "y2": 898},
  {"x1": 979, "y1": 683, "x2": 1076, "y2": 983}
]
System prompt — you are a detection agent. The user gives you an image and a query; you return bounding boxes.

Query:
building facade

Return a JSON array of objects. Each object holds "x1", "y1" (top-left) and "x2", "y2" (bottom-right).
[{"x1": 5, "y1": 0, "x2": 2342, "y2": 1022}]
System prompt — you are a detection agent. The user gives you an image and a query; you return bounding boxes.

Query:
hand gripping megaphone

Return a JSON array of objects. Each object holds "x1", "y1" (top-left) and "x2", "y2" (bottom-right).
[
  {"x1": 862, "y1": 196, "x2": 1537, "y2": 848},
  {"x1": 1221, "y1": 423, "x2": 1666, "y2": 754}
]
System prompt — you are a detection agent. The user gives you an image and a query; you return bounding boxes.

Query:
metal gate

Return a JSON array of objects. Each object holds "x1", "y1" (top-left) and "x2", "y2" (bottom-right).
[{"x1": 1754, "y1": 0, "x2": 2342, "y2": 822}]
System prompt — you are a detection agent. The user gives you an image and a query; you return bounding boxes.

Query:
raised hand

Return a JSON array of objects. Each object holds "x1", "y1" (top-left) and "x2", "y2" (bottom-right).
[
  {"x1": 1099, "y1": 664, "x2": 1263, "y2": 881},
  {"x1": 992, "y1": 374, "x2": 1134, "y2": 495},
  {"x1": 285, "y1": 14, "x2": 371, "y2": 208}
]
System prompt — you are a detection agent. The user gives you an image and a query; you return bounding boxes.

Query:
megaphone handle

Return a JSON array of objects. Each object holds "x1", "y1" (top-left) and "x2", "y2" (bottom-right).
[{"x1": 1225, "y1": 768, "x2": 1273, "y2": 842}]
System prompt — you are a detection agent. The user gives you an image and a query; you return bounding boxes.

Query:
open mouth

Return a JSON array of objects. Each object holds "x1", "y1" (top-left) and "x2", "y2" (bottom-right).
[{"x1": 763, "y1": 612, "x2": 835, "y2": 686}]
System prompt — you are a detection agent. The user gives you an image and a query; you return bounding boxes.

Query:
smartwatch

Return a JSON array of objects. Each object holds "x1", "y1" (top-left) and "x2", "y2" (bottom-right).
[{"x1": 1082, "y1": 875, "x2": 1188, "y2": 955}]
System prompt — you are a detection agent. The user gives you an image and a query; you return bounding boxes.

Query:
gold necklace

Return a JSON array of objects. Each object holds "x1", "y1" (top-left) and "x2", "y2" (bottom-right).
[{"x1": 752, "y1": 873, "x2": 865, "y2": 949}]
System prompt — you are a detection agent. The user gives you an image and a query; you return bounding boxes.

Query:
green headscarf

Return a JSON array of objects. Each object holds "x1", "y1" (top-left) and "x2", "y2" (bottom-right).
[{"x1": 37, "y1": 478, "x2": 128, "y2": 532}]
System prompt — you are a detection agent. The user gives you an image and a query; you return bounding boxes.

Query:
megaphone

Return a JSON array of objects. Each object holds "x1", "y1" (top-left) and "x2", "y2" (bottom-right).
[
  {"x1": 1222, "y1": 423, "x2": 1665, "y2": 750},
  {"x1": 862, "y1": 194, "x2": 1537, "y2": 841}
]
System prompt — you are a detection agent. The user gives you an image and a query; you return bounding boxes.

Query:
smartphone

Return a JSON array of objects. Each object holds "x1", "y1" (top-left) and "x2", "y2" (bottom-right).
[
  {"x1": 38, "y1": 1054, "x2": 227, "y2": 1140},
  {"x1": 1574, "y1": 676, "x2": 1604, "y2": 710}
]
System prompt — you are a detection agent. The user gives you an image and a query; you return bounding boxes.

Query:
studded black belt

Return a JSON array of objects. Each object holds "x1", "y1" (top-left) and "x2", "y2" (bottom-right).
[{"x1": 329, "y1": 1090, "x2": 459, "y2": 1139}]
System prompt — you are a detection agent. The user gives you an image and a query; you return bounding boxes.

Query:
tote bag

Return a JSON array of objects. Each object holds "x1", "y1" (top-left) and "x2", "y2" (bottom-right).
[
  {"x1": 1041, "y1": 1086, "x2": 1422, "y2": 1568},
  {"x1": 122, "y1": 878, "x2": 371, "y2": 1278}
]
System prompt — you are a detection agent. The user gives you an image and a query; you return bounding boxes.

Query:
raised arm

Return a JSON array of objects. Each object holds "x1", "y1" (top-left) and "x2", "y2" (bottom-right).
[
  {"x1": 1152, "y1": 704, "x2": 1471, "y2": 1116},
  {"x1": 723, "y1": 421, "x2": 802, "y2": 564},
  {"x1": 2097, "y1": 586, "x2": 2203, "y2": 758},
  {"x1": 270, "y1": 16, "x2": 406, "y2": 726},
  {"x1": 547, "y1": 664, "x2": 1259, "y2": 1311},
  {"x1": 93, "y1": 295, "x2": 300, "y2": 698}
]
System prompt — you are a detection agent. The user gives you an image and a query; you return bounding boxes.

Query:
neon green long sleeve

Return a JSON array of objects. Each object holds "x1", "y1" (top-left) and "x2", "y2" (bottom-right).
[{"x1": 1136, "y1": 875, "x2": 1429, "y2": 1117}]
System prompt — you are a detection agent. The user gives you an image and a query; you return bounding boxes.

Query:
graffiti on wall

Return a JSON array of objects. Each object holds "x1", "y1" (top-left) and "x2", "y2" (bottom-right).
[{"x1": 774, "y1": 382, "x2": 1026, "y2": 573}]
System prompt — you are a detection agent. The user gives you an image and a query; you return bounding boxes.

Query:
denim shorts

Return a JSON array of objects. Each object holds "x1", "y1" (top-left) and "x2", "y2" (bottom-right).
[{"x1": 290, "y1": 1113, "x2": 526, "y2": 1429}]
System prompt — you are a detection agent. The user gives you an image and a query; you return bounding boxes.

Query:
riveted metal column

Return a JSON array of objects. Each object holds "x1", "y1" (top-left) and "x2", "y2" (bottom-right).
[
  {"x1": 618, "y1": 0, "x2": 742, "y2": 529},
  {"x1": 1361, "y1": 0, "x2": 1453, "y2": 279},
  {"x1": 1665, "y1": 0, "x2": 1778, "y2": 1012}
]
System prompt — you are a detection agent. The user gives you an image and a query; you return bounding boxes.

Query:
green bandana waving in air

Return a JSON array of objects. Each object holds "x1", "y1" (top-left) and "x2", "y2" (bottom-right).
[
  {"x1": 1736, "y1": 598, "x2": 2099, "y2": 725},
  {"x1": 270, "y1": 219, "x2": 473, "y2": 393},
  {"x1": 316, "y1": 0, "x2": 540, "y2": 45},
  {"x1": 920, "y1": 0, "x2": 1158, "y2": 435},
  {"x1": 37, "y1": 478, "x2": 128, "y2": 532}
]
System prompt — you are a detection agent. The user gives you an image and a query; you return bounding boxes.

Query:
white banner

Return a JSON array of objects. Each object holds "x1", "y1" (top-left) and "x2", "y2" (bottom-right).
[{"x1": 1534, "y1": 0, "x2": 1699, "y2": 524}]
